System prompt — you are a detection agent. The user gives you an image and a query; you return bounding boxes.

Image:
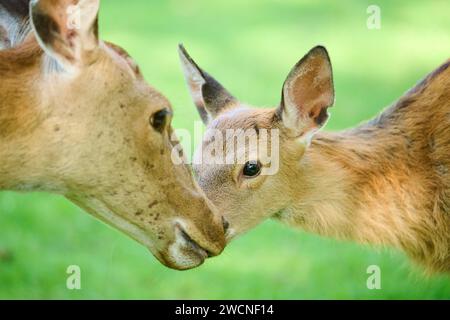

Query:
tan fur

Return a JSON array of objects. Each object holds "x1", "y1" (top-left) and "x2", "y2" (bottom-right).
[
  {"x1": 181, "y1": 45, "x2": 450, "y2": 274},
  {"x1": 0, "y1": 1, "x2": 226, "y2": 270}
]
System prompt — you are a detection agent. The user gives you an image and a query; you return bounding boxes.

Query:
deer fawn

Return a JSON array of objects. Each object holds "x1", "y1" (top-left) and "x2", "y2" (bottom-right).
[
  {"x1": 179, "y1": 44, "x2": 450, "y2": 273},
  {"x1": 0, "y1": 0, "x2": 227, "y2": 271}
]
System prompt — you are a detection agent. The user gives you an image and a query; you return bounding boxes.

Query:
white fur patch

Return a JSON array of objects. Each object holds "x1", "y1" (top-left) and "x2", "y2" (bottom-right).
[
  {"x1": 83, "y1": 198, "x2": 156, "y2": 251},
  {"x1": 168, "y1": 219, "x2": 205, "y2": 268},
  {"x1": 0, "y1": 9, "x2": 31, "y2": 49}
]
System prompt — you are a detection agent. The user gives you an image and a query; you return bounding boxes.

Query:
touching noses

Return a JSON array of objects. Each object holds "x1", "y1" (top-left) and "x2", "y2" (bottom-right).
[{"x1": 222, "y1": 216, "x2": 230, "y2": 234}]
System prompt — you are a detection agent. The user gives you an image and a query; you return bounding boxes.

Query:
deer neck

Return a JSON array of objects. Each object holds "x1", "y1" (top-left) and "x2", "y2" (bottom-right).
[{"x1": 280, "y1": 125, "x2": 429, "y2": 250}]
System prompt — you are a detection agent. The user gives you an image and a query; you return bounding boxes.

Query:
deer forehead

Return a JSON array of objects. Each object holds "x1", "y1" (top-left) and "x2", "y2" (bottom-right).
[
  {"x1": 209, "y1": 107, "x2": 276, "y2": 131},
  {"x1": 50, "y1": 48, "x2": 169, "y2": 116}
]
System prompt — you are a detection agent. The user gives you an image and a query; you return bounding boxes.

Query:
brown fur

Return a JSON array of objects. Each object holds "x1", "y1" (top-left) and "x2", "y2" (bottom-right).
[
  {"x1": 299, "y1": 61, "x2": 450, "y2": 273},
  {"x1": 0, "y1": 0, "x2": 226, "y2": 271},
  {"x1": 180, "y1": 45, "x2": 450, "y2": 274}
]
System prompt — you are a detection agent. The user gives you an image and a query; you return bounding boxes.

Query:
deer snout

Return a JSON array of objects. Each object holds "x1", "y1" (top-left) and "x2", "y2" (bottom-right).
[
  {"x1": 175, "y1": 207, "x2": 227, "y2": 255},
  {"x1": 160, "y1": 183, "x2": 227, "y2": 269},
  {"x1": 171, "y1": 186, "x2": 227, "y2": 252},
  {"x1": 222, "y1": 216, "x2": 230, "y2": 236},
  {"x1": 156, "y1": 218, "x2": 225, "y2": 271},
  {"x1": 181, "y1": 218, "x2": 226, "y2": 257}
]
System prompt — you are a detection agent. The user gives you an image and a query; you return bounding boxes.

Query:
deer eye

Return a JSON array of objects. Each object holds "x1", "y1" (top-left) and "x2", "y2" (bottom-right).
[
  {"x1": 242, "y1": 161, "x2": 262, "y2": 178},
  {"x1": 150, "y1": 109, "x2": 171, "y2": 132}
]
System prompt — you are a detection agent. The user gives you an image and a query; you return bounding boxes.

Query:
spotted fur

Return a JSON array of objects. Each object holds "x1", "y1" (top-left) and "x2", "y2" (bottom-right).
[{"x1": 0, "y1": 0, "x2": 225, "y2": 270}]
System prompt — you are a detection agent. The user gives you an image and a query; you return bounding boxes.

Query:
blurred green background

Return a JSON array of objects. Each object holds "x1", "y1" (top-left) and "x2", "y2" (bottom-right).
[{"x1": 1, "y1": 0, "x2": 450, "y2": 299}]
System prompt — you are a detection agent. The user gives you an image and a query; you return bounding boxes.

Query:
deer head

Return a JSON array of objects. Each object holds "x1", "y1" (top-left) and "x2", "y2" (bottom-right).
[
  {"x1": 0, "y1": 0, "x2": 227, "y2": 270},
  {"x1": 179, "y1": 45, "x2": 334, "y2": 239}
]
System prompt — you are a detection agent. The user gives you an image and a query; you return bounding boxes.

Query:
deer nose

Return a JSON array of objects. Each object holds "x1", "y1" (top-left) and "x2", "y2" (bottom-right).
[{"x1": 222, "y1": 217, "x2": 230, "y2": 234}]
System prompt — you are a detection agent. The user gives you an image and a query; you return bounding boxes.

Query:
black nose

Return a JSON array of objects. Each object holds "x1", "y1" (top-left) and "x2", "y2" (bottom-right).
[{"x1": 222, "y1": 217, "x2": 230, "y2": 233}]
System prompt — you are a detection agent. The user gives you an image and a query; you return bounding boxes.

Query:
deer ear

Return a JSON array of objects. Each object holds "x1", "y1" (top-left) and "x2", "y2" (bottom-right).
[
  {"x1": 277, "y1": 46, "x2": 335, "y2": 140},
  {"x1": 178, "y1": 44, "x2": 237, "y2": 125},
  {"x1": 30, "y1": 0, "x2": 100, "y2": 71}
]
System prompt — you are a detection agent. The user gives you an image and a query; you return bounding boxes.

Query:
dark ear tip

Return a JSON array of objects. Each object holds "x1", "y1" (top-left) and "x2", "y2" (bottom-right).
[
  {"x1": 178, "y1": 43, "x2": 192, "y2": 61},
  {"x1": 309, "y1": 45, "x2": 331, "y2": 61},
  {"x1": 309, "y1": 45, "x2": 329, "y2": 56},
  {"x1": 178, "y1": 43, "x2": 185, "y2": 54},
  {"x1": 178, "y1": 44, "x2": 204, "y2": 78}
]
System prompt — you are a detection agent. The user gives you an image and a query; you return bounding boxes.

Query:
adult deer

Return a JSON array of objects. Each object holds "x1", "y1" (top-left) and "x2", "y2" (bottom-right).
[
  {"x1": 0, "y1": 0, "x2": 227, "y2": 271},
  {"x1": 179, "y1": 45, "x2": 450, "y2": 273}
]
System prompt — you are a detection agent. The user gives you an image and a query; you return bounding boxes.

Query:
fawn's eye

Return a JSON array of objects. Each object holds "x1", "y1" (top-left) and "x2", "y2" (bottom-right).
[
  {"x1": 150, "y1": 109, "x2": 171, "y2": 132},
  {"x1": 242, "y1": 161, "x2": 262, "y2": 178}
]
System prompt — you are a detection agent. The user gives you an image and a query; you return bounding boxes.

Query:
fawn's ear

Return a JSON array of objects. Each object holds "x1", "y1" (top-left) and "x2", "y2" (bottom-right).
[
  {"x1": 30, "y1": 0, "x2": 100, "y2": 71},
  {"x1": 179, "y1": 44, "x2": 237, "y2": 125},
  {"x1": 277, "y1": 46, "x2": 334, "y2": 140}
]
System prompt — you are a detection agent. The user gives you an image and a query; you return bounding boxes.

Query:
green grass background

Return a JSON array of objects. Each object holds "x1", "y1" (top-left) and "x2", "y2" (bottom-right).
[{"x1": 1, "y1": 0, "x2": 450, "y2": 299}]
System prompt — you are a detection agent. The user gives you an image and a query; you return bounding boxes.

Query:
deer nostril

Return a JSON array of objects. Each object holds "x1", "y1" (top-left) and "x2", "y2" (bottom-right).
[
  {"x1": 222, "y1": 217, "x2": 230, "y2": 233},
  {"x1": 179, "y1": 228, "x2": 211, "y2": 258}
]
